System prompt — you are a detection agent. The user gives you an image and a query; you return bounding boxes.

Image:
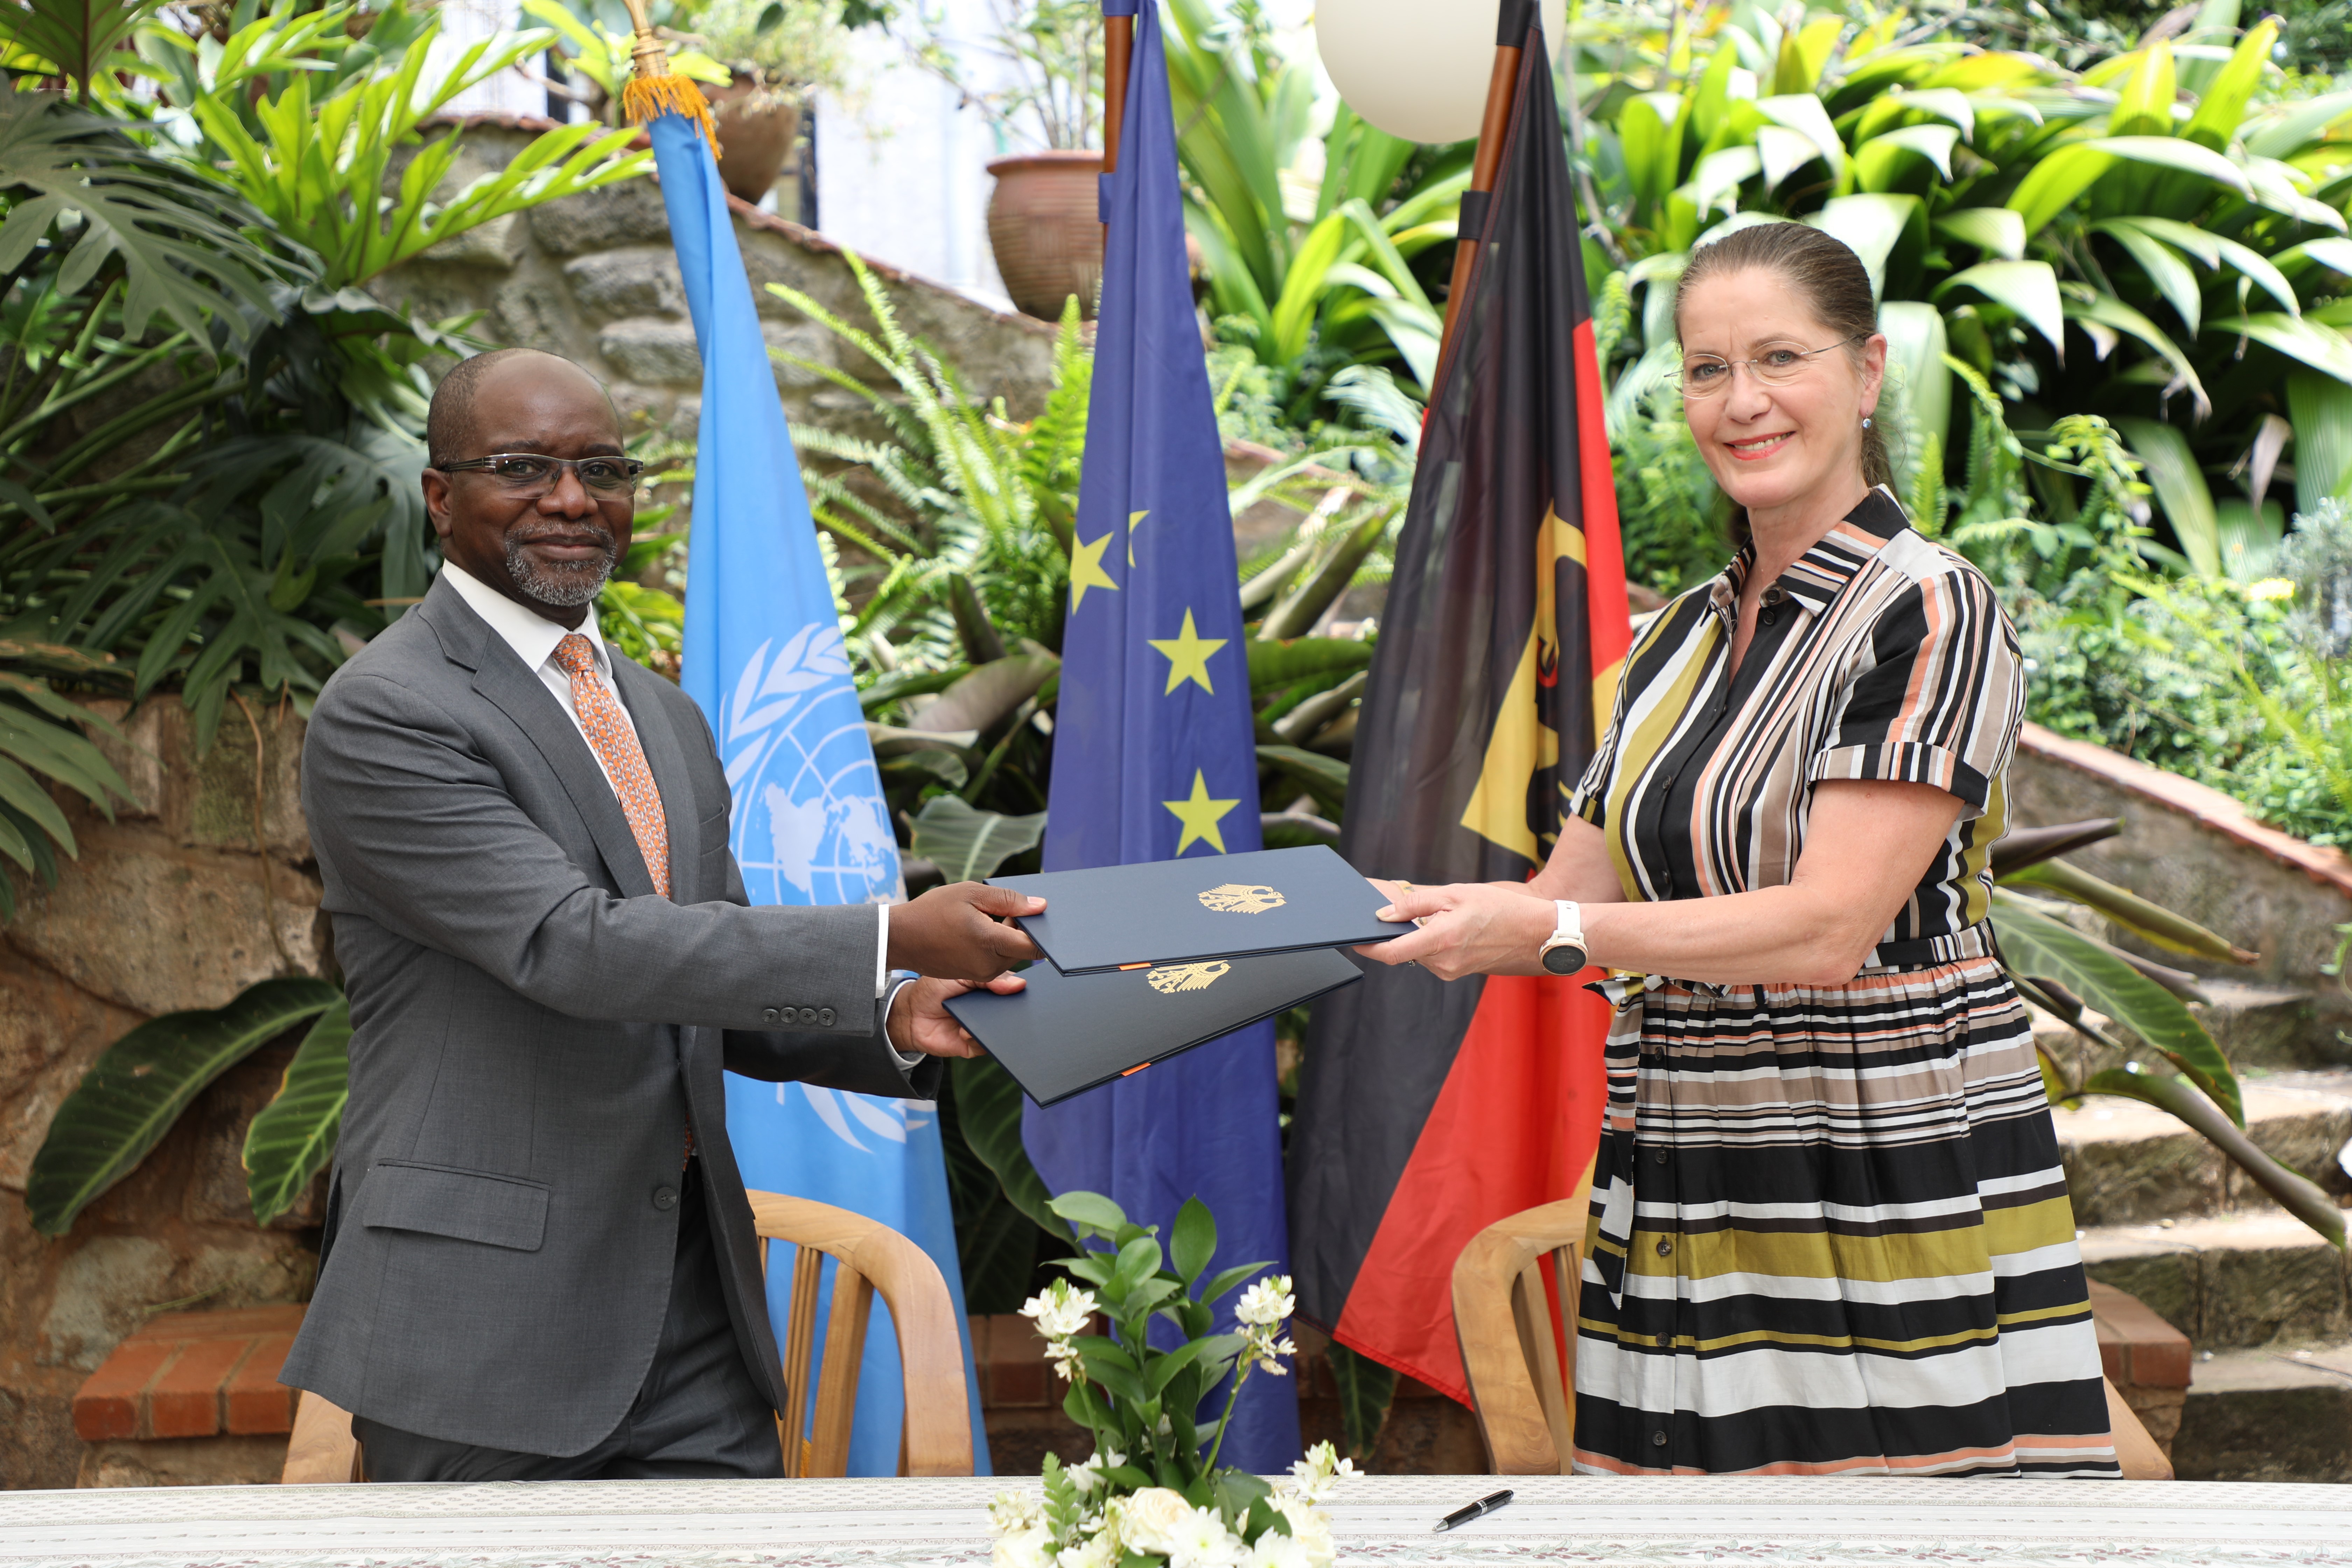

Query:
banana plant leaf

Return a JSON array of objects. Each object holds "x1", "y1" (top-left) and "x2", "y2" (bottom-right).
[
  {"x1": 1989, "y1": 818, "x2": 2121, "y2": 877},
  {"x1": 908, "y1": 794, "x2": 1048, "y2": 882},
  {"x1": 26, "y1": 977, "x2": 341, "y2": 1235},
  {"x1": 242, "y1": 996, "x2": 351, "y2": 1226},
  {"x1": 2080, "y1": 1066, "x2": 2344, "y2": 1250},
  {"x1": 1244, "y1": 638, "x2": 1374, "y2": 696},
  {"x1": 2002, "y1": 858, "x2": 2258, "y2": 965},
  {"x1": 909, "y1": 653, "x2": 1058, "y2": 736},
  {"x1": 1992, "y1": 890, "x2": 2243, "y2": 1127}
]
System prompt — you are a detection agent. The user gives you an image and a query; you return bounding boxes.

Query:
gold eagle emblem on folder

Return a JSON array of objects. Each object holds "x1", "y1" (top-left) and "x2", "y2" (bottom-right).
[
  {"x1": 1147, "y1": 961, "x2": 1231, "y2": 994},
  {"x1": 1198, "y1": 883, "x2": 1285, "y2": 913}
]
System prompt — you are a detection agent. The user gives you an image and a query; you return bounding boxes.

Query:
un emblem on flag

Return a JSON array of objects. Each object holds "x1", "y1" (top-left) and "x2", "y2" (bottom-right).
[
  {"x1": 1198, "y1": 884, "x2": 1285, "y2": 913},
  {"x1": 1148, "y1": 961, "x2": 1231, "y2": 994}
]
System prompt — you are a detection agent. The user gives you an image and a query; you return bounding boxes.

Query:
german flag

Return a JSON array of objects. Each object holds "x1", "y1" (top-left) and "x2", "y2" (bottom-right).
[{"x1": 1288, "y1": 4, "x2": 1631, "y2": 1408}]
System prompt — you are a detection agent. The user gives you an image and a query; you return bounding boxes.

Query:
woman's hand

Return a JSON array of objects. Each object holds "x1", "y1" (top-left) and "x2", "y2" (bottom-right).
[
  {"x1": 1356, "y1": 882, "x2": 1558, "y2": 981},
  {"x1": 885, "y1": 972, "x2": 1025, "y2": 1058}
]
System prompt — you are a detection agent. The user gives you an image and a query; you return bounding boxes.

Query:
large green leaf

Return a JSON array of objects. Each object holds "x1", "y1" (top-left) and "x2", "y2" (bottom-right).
[
  {"x1": 2112, "y1": 417, "x2": 2219, "y2": 574},
  {"x1": 2002, "y1": 858, "x2": 2255, "y2": 965},
  {"x1": 0, "y1": 93, "x2": 305, "y2": 345},
  {"x1": 2288, "y1": 370, "x2": 2352, "y2": 512},
  {"x1": 0, "y1": 0, "x2": 152, "y2": 92},
  {"x1": 950, "y1": 1055, "x2": 1074, "y2": 1241},
  {"x1": 1880, "y1": 302, "x2": 1950, "y2": 471},
  {"x1": 1936, "y1": 261, "x2": 2064, "y2": 356},
  {"x1": 2091, "y1": 219, "x2": 2203, "y2": 339},
  {"x1": 2079, "y1": 1067, "x2": 2343, "y2": 1250},
  {"x1": 1933, "y1": 208, "x2": 2026, "y2": 262},
  {"x1": 1991, "y1": 891, "x2": 2242, "y2": 1127},
  {"x1": 241, "y1": 997, "x2": 350, "y2": 1226},
  {"x1": 2007, "y1": 137, "x2": 2248, "y2": 237},
  {"x1": 2217, "y1": 314, "x2": 2352, "y2": 386},
  {"x1": 1244, "y1": 637, "x2": 1374, "y2": 695},
  {"x1": 909, "y1": 653, "x2": 1058, "y2": 736},
  {"x1": 909, "y1": 794, "x2": 1047, "y2": 882},
  {"x1": 25, "y1": 977, "x2": 341, "y2": 1235}
]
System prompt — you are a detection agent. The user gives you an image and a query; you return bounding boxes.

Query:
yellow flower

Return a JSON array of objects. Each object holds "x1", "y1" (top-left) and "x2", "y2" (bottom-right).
[{"x1": 2247, "y1": 578, "x2": 2297, "y2": 602}]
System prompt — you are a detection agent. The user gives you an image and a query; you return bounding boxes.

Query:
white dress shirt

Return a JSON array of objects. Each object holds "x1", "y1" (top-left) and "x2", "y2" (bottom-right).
[{"x1": 439, "y1": 565, "x2": 893, "y2": 1006}]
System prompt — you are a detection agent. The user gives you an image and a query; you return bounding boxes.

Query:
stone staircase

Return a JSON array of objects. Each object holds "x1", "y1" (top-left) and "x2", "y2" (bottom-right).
[{"x1": 2052, "y1": 1066, "x2": 2352, "y2": 1481}]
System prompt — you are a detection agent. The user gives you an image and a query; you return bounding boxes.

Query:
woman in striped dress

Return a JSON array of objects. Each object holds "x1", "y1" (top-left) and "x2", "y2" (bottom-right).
[{"x1": 1363, "y1": 222, "x2": 2117, "y2": 1478}]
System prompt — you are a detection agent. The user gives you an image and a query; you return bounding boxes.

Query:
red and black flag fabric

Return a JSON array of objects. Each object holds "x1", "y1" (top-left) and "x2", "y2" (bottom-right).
[{"x1": 1288, "y1": 1, "x2": 1633, "y2": 1405}]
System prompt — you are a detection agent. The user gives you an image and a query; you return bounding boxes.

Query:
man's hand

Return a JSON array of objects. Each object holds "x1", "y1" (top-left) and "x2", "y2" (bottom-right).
[
  {"x1": 887, "y1": 973, "x2": 1026, "y2": 1058},
  {"x1": 888, "y1": 882, "x2": 1044, "y2": 981}
]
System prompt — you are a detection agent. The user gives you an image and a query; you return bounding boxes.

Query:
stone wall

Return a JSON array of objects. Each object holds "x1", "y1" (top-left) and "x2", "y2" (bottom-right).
[
  {"x1": 371, "y1": 118, "x2": 1062, "y2": 489},
  {"x1": 1, "y1": 703, "x2": 328, "y2": 1490}
]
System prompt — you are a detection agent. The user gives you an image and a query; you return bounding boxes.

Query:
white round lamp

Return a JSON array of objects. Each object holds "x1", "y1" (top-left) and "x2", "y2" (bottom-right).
[{"x1": 1315, "y1": 0, "x2": 1569, "y2": 146}]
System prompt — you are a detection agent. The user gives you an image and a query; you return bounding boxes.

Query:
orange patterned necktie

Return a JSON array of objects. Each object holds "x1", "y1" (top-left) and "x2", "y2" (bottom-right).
[{"x1": 551, "y1": 633, "x2": 670, "y2": 898}]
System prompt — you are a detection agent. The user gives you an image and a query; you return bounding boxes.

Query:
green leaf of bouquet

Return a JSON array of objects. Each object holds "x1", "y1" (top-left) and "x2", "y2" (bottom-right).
[
  {"x1": 1126, "y1": 1276, "x2": 1184, "y2": 1314},
  {"x1": 1071, "y1": 1333, "x2": 1136, "y2": 1370},
  {"x1": 26, "y1": 977, "x2": 340, "y2": 1236},
  {"x1": 1111, "y1": 1235, "x2": 1166, "y2": 1298},
  {"x1": 1199, "y1": 1261, "x2": 1275, "y2": 1305},
  {"x1": 1170, "y1": 1195, "x2": 1218, "y2": 1284},
  {"x1": 1143, "y1": 1336, "x2": 1218, "y2": 1395},
  {"x1": 1050, "y1": 1189, "x2": 1129, "y2": 1234},
  {"x1": 242, "y1": 996, "x2": 351, "y2": 1226},
  {"x1": 1089, "y1": 1360, "x2": 1150, "y2": 1407}
]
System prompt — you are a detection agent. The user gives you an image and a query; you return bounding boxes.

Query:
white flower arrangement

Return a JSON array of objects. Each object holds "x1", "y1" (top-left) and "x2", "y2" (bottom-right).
[{"x1": 988, "y1": 1192, "x2": 1357, "y2": 1568}]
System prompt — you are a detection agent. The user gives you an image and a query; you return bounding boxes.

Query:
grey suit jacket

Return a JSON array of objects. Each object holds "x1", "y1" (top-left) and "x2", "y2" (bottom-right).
[{"x1": 282, "y1": 574, "x2": 938, "y2": 1455}]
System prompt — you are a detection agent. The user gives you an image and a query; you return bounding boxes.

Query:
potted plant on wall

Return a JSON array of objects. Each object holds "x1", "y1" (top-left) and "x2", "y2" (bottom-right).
[
  {"x1": 903, "y1": 0, "x2": 1107, "y2": 320},
  {"x1": 684, "y1": 0, "x2": 866, "y2": 205}
]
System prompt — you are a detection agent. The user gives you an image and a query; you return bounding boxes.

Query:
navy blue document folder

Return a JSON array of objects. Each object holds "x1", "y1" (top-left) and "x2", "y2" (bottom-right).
[
  {"x1": 989, "y1": 845, "x2": 1416, "y2": 974},
  {"x1": 945, "y1": 947, "x2": 1364, "y2": 1105}
]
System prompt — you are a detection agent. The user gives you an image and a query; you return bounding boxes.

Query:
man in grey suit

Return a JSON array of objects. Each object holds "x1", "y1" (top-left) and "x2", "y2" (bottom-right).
[{"x1": 284, "y1": 348, "x2": 1042, "y2": 1481}]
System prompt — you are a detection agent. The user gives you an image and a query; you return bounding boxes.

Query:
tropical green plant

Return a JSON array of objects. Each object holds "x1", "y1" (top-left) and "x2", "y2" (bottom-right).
[
  {"x1": 0, "y1": 638, "x2": 130, "y2": 919},
  {"x1": 523, "y1": 0, "x2": 730, "y2": 112},
  {"x1": 24, "y1": 978, "x2": 342, "y2": 1234},
  {"x1": 1575, "y1": 0, "x2": 2352, "y2": 580},
  {"x1": 1166, "y1": 0, "x2": 1467, "y2": 411},
  {"x1": 1990, "y1": 820, "x2": 2345, "y2": 1249}
]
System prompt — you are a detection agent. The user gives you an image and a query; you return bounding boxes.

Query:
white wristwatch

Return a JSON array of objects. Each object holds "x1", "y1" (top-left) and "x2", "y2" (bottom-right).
[{"x1": 1539, "y1": 899, "x2": 1588, "y2": 975}]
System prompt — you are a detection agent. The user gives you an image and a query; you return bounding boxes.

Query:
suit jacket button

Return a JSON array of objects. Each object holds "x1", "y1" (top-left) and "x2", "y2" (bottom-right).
[
  {"x1": 653, "y1": 1186, "x2": 679, "y2": 1211},
  {"x1": 798, "y1": 1006, "x2": 820, "y2": 1026},
  {"x1": 818, "y1": 1008, "x2": 836, "y2": 1027},
  {"x1": 762, "y1": 1008, "x2": 781, "y2": 1025}
]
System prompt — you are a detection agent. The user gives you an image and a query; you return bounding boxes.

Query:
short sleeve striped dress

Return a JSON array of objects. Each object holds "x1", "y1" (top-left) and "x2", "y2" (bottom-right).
[{"x1": 1564, "y1": 488, "x2": 2118, "y2": 1478}]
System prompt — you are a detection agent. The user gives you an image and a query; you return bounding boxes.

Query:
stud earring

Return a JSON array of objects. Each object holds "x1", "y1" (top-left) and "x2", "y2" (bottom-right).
[{"x1": 1862, "y1": 416, "x2": 1872, "y2": 429}]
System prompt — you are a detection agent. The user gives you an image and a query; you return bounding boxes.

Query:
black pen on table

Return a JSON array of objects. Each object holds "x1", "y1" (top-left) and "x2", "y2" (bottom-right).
[{"x1": 1433, "y1": 1488, "x2": 1513, "y2": 1532}]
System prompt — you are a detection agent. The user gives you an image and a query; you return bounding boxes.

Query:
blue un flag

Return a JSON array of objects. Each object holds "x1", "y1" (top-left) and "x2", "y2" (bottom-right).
[
  {"x1": 650, "y1": 110, "x2": 989, "y2": 1477},
  {"x1": 1020, "y1": 0, "x2": 1302, "y2": 1475}
]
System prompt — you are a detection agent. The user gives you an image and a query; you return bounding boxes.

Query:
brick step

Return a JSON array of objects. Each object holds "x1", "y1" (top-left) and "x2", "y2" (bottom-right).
[
  {"x1": 2052, "y1": 1067, "x2": 2352, "y2": 1227},
  {"x1": 2081, "y1": 1210, "x2": 2352, "y2": 1353},
  {"x1": 2171, "y1": 1341, "x2": 2352, "y2": 1482}
]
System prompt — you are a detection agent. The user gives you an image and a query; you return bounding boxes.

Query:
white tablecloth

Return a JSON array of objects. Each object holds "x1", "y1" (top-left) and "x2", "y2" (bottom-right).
[{"x1": 4, "y1": 1474, "x2": 2350, "y2": 1567}]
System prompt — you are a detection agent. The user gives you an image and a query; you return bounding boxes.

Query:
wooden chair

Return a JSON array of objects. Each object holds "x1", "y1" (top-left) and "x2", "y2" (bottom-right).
[
  {"x1": 746, "y1": 1188, "x2": 973, "y2": 1478},
  {"x1": 1449, "y1": 1170, "x2": 2174, "y2": 1480},
  {"x1": 281, "y1": 1190, "x2": 972, "y2": 1483}
]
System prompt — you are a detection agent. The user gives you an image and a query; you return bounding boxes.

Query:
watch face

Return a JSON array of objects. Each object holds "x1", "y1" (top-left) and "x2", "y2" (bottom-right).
[{"x1": 1541, "y1": 943, "x2": 1587, "y2": 976}]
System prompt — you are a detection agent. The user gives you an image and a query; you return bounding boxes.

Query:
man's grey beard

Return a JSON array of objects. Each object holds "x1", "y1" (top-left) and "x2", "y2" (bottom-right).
[{"x1": 506, "y1": 528, "x2": 616, "y2": 608}]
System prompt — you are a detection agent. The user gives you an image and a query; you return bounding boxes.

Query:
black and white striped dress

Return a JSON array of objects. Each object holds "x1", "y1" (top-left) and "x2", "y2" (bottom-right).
[{"x1": 1564, "y1": 488, "x2": 2118, "y2": 1478}]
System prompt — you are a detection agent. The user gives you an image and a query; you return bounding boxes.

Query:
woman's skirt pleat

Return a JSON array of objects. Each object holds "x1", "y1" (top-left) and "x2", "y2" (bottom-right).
[{"x1": 1571, "y1": 956, "x2": 2121, "y2": 1478}]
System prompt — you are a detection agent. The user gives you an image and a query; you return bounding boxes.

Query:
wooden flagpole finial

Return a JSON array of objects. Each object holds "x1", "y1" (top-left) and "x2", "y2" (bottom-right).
[{"x1": 616, "y1": 0, "x2": 719, "y2": 150}]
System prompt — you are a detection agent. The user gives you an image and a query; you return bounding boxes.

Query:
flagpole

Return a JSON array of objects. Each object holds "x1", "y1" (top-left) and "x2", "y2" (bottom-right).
[
  {"x1": 617, "y1": 0, "x2": 719, "y2": 146},
  {"x1": 1433, "y1": 0, "x2": 1538, "y2": 383},
  {"x1": 1100, "y1": 5, "x2": 1135, "y2": 198}
]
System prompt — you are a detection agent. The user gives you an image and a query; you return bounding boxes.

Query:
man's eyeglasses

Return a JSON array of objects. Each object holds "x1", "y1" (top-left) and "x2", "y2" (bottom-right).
[
  {"x1": 436, "y1": 454, "x2": 645, "y2": 494},
  {"x1": 1672, "y1": 333, "x2": 1869, "y2": 399}
]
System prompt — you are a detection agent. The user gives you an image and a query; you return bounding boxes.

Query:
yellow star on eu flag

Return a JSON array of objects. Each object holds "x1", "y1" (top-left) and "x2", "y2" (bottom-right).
[
  {"x1": 1069, "y1": 530, "x2": 1119, "y2": 614},
  {"x1": 1147, "y1": 608, "x2": 1228, "y2": 695},
  {"x1": 1163, "y1": 769, "x2": 1240, "y2": 855}
]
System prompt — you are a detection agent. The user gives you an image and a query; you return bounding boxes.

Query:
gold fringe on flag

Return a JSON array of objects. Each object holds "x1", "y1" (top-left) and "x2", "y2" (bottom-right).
[{"x1": 616, "y1": 0, "x2": 720, "y2": 153}]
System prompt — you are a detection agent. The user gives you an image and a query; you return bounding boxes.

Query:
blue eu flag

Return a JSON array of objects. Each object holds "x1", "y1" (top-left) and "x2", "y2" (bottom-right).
[
  {"x1": 650, "y1": 108, "x2": 989, "y2": 1477},
  {"x1": 1021, "y1": 0, "x2": 1301, "y2": 1474}
]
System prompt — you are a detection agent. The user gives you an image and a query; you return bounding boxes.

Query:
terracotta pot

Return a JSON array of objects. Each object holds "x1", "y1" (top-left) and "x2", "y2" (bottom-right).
[
  {"x1": 986, "y1": 150, "x2": 1106, "y2": 321},
  {"x1": 701, "y1": 78, "x2": 801, "y2": 206}
]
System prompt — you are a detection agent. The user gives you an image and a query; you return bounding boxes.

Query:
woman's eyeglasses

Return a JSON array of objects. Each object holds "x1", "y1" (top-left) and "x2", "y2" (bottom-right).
[
  {"x1": 436, "y1": 454, "x2": 646, "y2": 494},
  {"x1": 1673, "y1": 333, "x2": 1869, "y2": 399}
]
